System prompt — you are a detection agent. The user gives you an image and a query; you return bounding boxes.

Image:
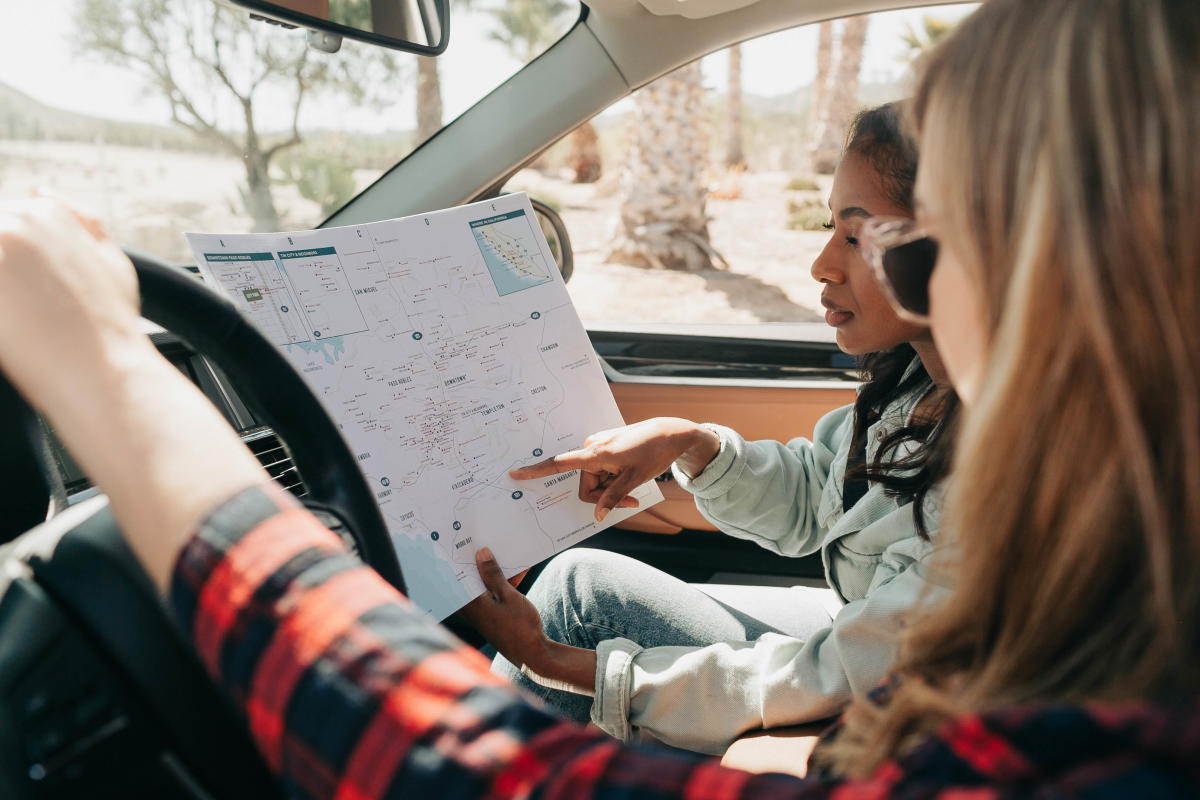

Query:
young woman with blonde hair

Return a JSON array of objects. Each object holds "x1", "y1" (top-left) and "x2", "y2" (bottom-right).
[
  {"x1": 821, "y1": 0, "x2": 1200, "y2": 775},
  {"x1": 1, "y1": 0, "x2": 1197, "y2": 794}
]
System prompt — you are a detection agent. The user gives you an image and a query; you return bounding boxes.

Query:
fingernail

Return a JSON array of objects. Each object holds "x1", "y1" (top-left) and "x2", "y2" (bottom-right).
[
  {"x1": 478, "y1": 547, "x2": 494, "y2": 560},
  {"x1": 596, "y1": 508, "x2": 608, "y2": 522}
]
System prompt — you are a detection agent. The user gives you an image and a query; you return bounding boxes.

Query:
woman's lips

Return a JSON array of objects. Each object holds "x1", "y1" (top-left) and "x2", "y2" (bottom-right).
[
  {"x1": 822, "y1": 298, "x2": 854, "y2": 327},
  {"x1": 825, "y1": 308, "x2": 853, "y2": 326}
]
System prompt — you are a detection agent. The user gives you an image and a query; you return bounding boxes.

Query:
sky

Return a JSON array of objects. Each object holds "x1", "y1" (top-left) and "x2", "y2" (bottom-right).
[{"x1": 0, "y1": 0, "x2": 979, "y2": 134}]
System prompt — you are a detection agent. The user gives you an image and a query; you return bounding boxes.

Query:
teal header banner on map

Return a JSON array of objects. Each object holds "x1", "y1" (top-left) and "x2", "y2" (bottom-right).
[
  {"x1": 468, "y1": 209, "x2": 526, "y2": 228},
  {"x1": 278, "y1": 247, "x2": 337, "y2": 259},
  {"x1": 204, "y1": 252, "x2": 275, "y2": 262}
]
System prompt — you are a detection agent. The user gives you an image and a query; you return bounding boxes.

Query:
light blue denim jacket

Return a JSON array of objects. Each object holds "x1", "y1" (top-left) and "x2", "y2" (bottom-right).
[{"x1": 591, "y1": 373, "x2": 946, "y2": 753}]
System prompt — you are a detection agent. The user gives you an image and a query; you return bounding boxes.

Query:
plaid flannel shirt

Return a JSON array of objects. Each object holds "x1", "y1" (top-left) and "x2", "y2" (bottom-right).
[{"x1": 170, "y1": 486, "x2": 1200, "y2": 799}]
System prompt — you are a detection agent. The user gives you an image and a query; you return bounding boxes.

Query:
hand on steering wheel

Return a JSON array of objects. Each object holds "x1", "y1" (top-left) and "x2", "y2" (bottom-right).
[{"x1": 0, "y1": 198, "x2": 404, "y2": 590}]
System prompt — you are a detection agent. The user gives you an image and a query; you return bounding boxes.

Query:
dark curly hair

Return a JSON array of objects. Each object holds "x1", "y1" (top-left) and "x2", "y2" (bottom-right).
[{"x1": 840, "y1": 103, "x2": 959, "y2": 539}]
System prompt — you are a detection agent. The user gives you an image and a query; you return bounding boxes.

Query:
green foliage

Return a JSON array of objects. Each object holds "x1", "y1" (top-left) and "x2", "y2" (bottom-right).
[
  {"x1": 786, "y1": 176, "x2": 820, "y2": 192},
  {"x1": 532, "y1": 193, "x2": 561, "y2": 213},
  {"x1": 329, "y1": 0, "x2": 372, "y2": 30},
  {"x1": 276, "y1": 148, "x2": 357, "y2": 216},
  {"x1": 900, "y1": 16, "x2": 956, "y2": 63},
  {"x1": 787, "y1": 199, "x2": 830, "y2": 231},
  {"x1": 488, "y1": 0, "x2": 574, "y2": 61},
  {"x1": 303, "y1": 130, "x2": 412, "y2": 171}
]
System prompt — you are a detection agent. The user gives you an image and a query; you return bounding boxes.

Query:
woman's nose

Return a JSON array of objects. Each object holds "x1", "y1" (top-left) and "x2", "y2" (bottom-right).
[{"x1": 811, "y1": 238, "x2": 844, "y2": 284}]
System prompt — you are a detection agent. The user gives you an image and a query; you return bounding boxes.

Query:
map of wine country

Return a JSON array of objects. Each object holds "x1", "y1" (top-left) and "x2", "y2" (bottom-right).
[{"x1": 186, "y1": 194, "x2": 662, "y2": 619}]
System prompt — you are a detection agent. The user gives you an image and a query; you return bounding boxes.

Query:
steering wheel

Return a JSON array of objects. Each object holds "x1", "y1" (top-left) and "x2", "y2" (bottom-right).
[{"x1": 0, "y1": 251, "x2": 404, "y2": 798}]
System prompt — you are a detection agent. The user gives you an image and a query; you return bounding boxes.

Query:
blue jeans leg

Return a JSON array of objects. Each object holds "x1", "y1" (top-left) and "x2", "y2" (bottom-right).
[{"x1": 492, "y1": 548, "x2": 836, "y2": 724}]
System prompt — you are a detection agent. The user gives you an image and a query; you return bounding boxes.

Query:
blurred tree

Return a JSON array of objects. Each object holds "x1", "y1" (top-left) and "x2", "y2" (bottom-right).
[
  {"x1": 488, "y1": 0, "x2": 598, "y2": 182},
  {"x1": 808, "y1": 21, "x2": 833, "y2": 158},
  {"x1": 327, "y1": 0, "x2": 441, "y2": 143},
  {"x1": 488, "y1": 0, "x2": 571, "y2": 60},
  {"x1": 606, "y1": 62, "x2": 724, "y2": 271},
  {"x1": 568, "y1": 123, "x2": 601, "y2": 183},
  {"x1": 724, "y1": 44, "x2": 745, "y2": 169},
  {"x1": 416, "y1": 58, "x2": 443, "y2": 141},
  {"x1": 75, "y1": 0, "x2": 399, "y2": 231},
  {"x1": 807, "y1": 15, "x2": 869, "y2": 174},
  {"x1": 276, "y1": 147, "x2": 357, "y2": 216}
]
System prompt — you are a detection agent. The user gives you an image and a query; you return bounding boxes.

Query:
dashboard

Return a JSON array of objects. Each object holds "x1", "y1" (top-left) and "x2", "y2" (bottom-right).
[{"x1": 46, "y1": 331, "x2": 309, "y2": 506}]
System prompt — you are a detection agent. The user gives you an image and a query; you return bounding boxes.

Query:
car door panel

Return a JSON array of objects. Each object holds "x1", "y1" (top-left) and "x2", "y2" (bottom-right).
[
  {"x1": 611, "y1": 380, "x2": 856, "y2": 535},
  {"x1": 578, "y1": 329, "x2": 857, "y2": 584}
]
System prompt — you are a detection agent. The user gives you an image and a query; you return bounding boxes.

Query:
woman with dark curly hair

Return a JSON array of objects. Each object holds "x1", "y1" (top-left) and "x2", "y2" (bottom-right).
[{"x1": 463, "y1": 103, "x2": 960, "y2": 754}]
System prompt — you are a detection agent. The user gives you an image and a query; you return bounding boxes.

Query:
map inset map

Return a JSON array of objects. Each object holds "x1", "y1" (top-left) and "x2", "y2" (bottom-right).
[
  {"x1": 187, "y1": 194, "x2": 661, "y2": 620},
  {"x1": 470, "y1": 209, "x2": 553, "y2": 296}
]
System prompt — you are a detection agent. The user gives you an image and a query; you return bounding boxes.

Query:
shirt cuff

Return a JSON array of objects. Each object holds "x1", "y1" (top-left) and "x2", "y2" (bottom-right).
[
  {"x1": 590, "y1": 637, "x2": 644, "y2": 742},
  {"x1": 169, "y1": 483, "x2": 300, "y2": 636},
  {"x1": 670, "y1": 423, "x2": 747, "y2": 499}
]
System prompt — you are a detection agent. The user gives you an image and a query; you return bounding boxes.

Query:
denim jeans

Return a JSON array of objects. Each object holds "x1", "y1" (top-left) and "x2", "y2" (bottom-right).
[{"x1": 492, "y1": 547, "x2": 839, "y2": 725}]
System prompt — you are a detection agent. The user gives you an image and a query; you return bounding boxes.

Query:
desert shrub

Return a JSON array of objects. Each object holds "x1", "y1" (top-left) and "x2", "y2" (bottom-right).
[
  {"x1": 787, "y1": 198, "x2": 829, "y2": 230},
  {"x1": 786, "y1": 176, "x2": 820, "y2": 192}
]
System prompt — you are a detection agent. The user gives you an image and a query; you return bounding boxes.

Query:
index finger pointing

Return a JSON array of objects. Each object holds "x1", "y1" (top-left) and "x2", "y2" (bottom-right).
[{"x1": 509, "y1": 451, "x2": 596, "y2": 480}]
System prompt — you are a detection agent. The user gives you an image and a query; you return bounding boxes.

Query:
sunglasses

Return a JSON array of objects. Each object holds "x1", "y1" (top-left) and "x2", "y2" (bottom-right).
[{"x1": 860, "y1": 217, "x2": 939, "y2": 325}]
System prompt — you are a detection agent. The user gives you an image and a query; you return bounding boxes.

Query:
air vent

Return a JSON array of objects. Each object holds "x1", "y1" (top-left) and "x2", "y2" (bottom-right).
[{"x1": 243, "y1": 430, "x2": 308, "y2": 499}]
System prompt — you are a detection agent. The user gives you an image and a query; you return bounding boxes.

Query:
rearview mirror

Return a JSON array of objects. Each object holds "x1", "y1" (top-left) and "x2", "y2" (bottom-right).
[{"x1": 221, "y1": 0, "x2": 448, "y2": 54}]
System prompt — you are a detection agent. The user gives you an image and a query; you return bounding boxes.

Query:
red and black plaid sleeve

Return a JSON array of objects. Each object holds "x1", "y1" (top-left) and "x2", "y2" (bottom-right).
[
  {"x1": 169, "y1": 485, "x2": 844, "y2": 799},
  {"x1": 170, "y1": 485, "x2": 1191, "y2": 799}
]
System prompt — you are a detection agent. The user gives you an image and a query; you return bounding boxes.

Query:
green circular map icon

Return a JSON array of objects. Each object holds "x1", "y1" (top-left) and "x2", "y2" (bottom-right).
[
  {"x1": 533, "y1": 448, "x2": 543, "y2": 457},
  {"x1": 430, "y1": 531, "x2": 439, "y2": 541},
  {"x1": 452, "y1": 521, "x2": 462, "y2": 531},
  {"x1": 511, "y1": 490, "x2": 523, "y2": 500}
]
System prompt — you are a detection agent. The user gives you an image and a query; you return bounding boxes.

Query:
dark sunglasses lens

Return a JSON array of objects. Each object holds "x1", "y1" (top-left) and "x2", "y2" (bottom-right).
[{"x1": 881, "y1": 237, "x2": 937, "y2": 316}]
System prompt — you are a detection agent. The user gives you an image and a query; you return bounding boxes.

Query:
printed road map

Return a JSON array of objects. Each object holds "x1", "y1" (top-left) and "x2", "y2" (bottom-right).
[{"x1": 186, "y1": 193, "x2": 662, "y2": 619}]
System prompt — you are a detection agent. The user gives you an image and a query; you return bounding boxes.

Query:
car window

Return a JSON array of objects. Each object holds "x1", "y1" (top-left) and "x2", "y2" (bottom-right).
[
  {"x1": 505, "y1": 4, "x2": 978, "y2": 333},
  {"x1": 0, "y1": 0, "x2": 579, "y2": 261}
]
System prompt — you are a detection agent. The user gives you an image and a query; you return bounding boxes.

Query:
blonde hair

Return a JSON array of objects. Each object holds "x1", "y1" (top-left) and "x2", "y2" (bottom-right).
[{"x1": 824, "y1": 0, "x2": 1200, "y2": 775}]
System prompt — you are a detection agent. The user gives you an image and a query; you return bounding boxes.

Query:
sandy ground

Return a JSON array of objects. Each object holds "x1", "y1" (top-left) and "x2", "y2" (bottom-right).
[
  {"x1": 494, "y1": 168, "x2": 831, "y2": 326},
  {"x1": 0, "y1": 140, "x2": 832, "y2": 326}
]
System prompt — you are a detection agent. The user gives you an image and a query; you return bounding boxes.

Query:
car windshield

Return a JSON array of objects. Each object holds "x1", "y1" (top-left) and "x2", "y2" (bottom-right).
[{"x1": 0, "y1": 0, "x2": 579, "y2": 261}]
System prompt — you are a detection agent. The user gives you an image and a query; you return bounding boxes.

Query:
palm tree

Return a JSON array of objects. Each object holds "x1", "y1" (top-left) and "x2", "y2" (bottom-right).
[
  {"x1": 724, "y1": 44, "x2": 745, "y2": 169},
  {"x1": 416, "y1": 57, "x2": 443, "y2": 142},
  {"x1": 807, "y1": 20, "x2": 833, "y2": 163},
  {"x1": 807, "y1": 15, "x2": 869, "y2": 174},
  {"x1": 606, "y1": 62, "x2": 724, "y2": 271}
]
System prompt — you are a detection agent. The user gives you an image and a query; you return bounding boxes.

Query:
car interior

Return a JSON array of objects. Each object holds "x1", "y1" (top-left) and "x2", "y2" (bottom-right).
[{"x1": 0, "y1": 0, "x2": 961, "y2": 795}]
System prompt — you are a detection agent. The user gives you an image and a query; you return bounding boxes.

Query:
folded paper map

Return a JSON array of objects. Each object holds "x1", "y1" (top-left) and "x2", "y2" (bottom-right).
[{"x1": 186, "y1": 192, "x2": 662, "y2": 618}]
